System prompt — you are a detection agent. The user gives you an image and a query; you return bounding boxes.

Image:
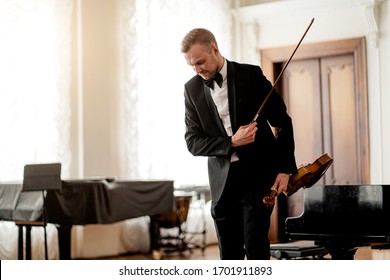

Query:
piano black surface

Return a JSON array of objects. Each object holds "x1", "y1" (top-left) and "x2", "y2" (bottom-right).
[
  {"x1": 0, "y1": 179, "x2": 174, "y2": 259},
  {"x1": 286, "y1": 185, "x2": 390, "y2": 259}
]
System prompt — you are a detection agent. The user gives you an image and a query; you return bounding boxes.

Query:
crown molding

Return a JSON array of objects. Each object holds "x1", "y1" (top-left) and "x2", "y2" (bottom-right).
[{"x1": 233, "y1": 0, "x2": 386, "y2": 48}]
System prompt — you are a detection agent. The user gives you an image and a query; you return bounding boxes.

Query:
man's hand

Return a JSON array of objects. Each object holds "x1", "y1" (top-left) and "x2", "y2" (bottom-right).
[
  {"x1": 271, "y1": 173, "x2": 290, "y2": 195},
  {"x1": 231, "y1": 122, "x2": 258, "y2": 147}
]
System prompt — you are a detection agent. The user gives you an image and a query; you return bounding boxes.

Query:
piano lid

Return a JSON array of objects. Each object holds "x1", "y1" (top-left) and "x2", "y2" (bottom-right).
[{"x1": 286, "y1": 185, "x2": 390, "y2": 242}]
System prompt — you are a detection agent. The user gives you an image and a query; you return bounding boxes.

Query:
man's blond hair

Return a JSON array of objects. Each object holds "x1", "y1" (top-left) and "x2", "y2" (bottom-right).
[{"x1": 181, "y1": 28, "x2": 217, "y2": 53}]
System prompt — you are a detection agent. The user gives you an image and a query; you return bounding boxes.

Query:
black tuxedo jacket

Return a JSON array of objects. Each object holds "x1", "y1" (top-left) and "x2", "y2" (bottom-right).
[{"x1": 184, "y1": 60, "x2": 297, "y2": 201}]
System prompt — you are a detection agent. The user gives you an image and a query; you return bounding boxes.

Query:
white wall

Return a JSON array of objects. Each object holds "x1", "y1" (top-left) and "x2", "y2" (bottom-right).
[{"x1": 233, "y1": 0, "x2": 389, "y2": 184}]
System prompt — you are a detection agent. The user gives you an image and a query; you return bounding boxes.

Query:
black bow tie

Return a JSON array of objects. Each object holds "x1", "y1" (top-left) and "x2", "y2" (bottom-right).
[{"x1": 204, "y1": 72, "x2": 223, "y2": 89}]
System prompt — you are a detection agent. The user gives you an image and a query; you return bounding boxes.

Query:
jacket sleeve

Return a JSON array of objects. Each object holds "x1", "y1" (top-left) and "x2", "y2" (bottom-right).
[
  {"x1": 264, "y1": 87, "x2": 298, "y2": 175},
  {"x1": 184, "y1": 85, "x2": 232, "y2": 158}
]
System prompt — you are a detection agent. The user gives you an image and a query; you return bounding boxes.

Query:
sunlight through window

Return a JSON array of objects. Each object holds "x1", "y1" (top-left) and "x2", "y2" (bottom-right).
[
  {"x1": 120, "y1": 0, "x2": 232, "y2": 186},
  {"x1": 0, "y1": 0, "x2": 72, "y2": 181}
]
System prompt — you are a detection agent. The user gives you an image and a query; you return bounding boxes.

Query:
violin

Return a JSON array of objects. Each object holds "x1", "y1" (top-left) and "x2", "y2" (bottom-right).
[{"x1": 263, "y1": 153, "x2": 333, "y2": 207}]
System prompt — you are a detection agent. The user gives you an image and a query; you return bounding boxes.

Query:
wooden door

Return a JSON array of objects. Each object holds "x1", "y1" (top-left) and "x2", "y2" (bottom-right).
[{"x1": 320, "y1": 55, "x2": 364, "y2": 185}]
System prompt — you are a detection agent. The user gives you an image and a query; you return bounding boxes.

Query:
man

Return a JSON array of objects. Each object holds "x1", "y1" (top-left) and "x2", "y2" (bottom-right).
[{"x1": 181, "y1": 28, "x2": 297, "y2": 260}]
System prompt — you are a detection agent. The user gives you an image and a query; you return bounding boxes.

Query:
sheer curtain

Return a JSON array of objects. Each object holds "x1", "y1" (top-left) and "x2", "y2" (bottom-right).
[
  {"x1": 119, "y1": 0, "x2": 232, "y2": 186},
  {"x1": 0, "y1": 0, "x2": 72, "y2": 181}
]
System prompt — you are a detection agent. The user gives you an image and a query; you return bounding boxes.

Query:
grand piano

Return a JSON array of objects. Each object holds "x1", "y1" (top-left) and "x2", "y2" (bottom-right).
[
  {"x1": 0, "y1": 179, "x2": 174, "y2": 259},
  {"x1": 285, "y1": 185, "x2": 390, "y2": 259}
]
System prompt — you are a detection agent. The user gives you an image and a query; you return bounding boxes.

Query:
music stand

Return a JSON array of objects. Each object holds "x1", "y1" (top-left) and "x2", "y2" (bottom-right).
[
  {"x1": 23, "y1": 163, "x2": 62, "y2": 192},
  {"x1": 16, "y1": 163, "x2": 61, "y2": 259}
]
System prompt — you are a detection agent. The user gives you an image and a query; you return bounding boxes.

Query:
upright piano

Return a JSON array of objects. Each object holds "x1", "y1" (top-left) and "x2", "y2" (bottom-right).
[
  {"x1": 0, "y1": 179, "x2": 174, "y2": 259},
  {"x1": 286, "y1": 185, "x2": 390, "y2": 259}
]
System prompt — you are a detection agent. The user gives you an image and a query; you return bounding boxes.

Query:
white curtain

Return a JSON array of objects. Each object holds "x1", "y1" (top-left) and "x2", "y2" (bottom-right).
[
  {"x1": 119, "y1": 0, "x2": 232, "y2": 186},
  {"x1": 0, "y1": 0, "x2": 72, "y2": 181}
]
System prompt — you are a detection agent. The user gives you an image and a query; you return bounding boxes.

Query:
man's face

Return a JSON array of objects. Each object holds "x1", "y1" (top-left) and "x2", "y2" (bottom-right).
[{"x1": 184, "y1": 43, "x2": 219, "y2": 80}]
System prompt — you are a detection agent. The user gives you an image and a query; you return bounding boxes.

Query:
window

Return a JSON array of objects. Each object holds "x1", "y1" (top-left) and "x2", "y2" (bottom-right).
[{"x1": 0, "y1": 0, "x2": 72, "y2": 180}]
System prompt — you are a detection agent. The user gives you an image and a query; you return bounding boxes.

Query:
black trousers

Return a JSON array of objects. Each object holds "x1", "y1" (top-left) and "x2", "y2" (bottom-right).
[{"x1": 211, "y1": 161, "x2": 274, "y2": 260}]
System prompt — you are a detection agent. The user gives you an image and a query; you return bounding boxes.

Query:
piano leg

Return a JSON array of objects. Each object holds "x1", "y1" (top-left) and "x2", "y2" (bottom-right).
[
  {"x1": 328, "y1": 247, "x2": 358, "y2": 260},
  {"x1": 56, "y1": 225, "x2": 72, "y2": 260},
  {"x1": 149, "y1": 216, "x2": 160, "y2": 252},
  {"x1": 316, "y1": 241, "x2": 358, "y2": 260},
  {"x1": 150, "y1": 215, "x2": 168, "y2": 260}
]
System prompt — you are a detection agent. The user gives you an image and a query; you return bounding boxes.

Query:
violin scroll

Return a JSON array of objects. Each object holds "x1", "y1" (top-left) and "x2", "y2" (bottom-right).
[
  {"x1": 263, "y1": 153, "x2": 333, "y2": 207},
  {"x1": 262, "y1": 189, "x2": 278, "y2": 207}
]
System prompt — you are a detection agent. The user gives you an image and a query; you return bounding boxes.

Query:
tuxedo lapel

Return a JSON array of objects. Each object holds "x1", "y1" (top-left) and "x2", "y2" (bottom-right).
[{"x1": 227, "y1": 61, "x2": 237, "y2": 132}]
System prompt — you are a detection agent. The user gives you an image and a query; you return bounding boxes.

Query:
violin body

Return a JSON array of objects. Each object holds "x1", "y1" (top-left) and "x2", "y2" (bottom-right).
[{"x1": 263, "y1": 153, "x2": 333, "y2": 206}]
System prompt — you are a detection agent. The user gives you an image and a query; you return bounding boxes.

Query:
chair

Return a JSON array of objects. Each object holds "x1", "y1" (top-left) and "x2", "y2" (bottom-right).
[
  {"x1": 151, "y1": 195, "x2": 193, "y2": 258},
  {"x1": 15, "y1": 163, "x2": 61, "y2": 260},
  {"x1": 173, "y1": 185, "x2": 210, "y2": 252}
]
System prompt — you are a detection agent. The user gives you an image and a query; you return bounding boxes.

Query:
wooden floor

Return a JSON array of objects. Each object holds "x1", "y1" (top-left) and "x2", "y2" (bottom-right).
[
  {"x1": 94, "y1": 244, "x2": 390, "y2": 260},
  {"x1": 95, "y1": 244, "x2": 220, "y2": 260}
]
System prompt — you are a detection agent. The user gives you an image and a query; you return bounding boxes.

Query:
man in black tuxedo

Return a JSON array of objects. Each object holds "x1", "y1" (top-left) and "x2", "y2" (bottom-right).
[{"x1": 181, "y1": 28, "x2": 297, "y2": 260}]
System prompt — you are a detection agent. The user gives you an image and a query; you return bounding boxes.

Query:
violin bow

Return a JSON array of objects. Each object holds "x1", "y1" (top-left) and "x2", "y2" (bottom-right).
[{"x1": 251, "y1": 18, "x2": 315, "y2": 123}]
